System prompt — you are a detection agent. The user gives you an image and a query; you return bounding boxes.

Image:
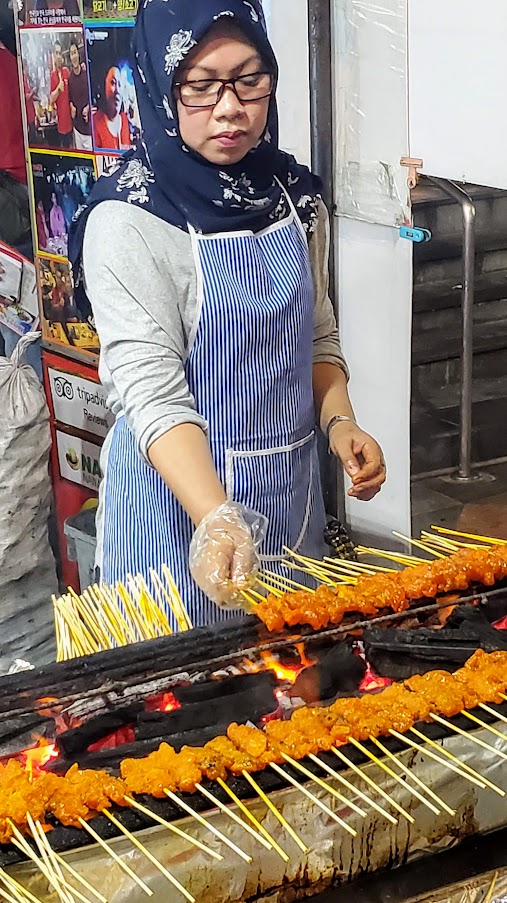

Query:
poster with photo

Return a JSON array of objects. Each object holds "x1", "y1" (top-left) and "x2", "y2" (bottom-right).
[
  {"x1": 19, "y1": 0, "x2": 81, "y2": 29},
  {"x1": 94, "y1": 152, "x2": 121, "y2": 177},
  {"x1": 37, "y1": 257, "x2": 100, "y2": 356},
  {"x1": 30, "y1": 151, "x2": 96, "y2": 258},
  {"x1": 86, "y1": 24, "x2": 140, "y2": 152},
  {"x1": 20, "y1": 28, "x2": 92, "y2": 152},
  {"x1": 0, "y1": 246, "x2": 39, "y2": 336},
  {"x1": 82, "y1": 0, "x2": 137, "y2": 22}
]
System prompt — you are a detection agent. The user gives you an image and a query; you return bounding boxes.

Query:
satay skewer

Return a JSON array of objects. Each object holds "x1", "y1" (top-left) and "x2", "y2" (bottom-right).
[
  {"x1": 194, "y1": 784, "x2": 273, "y2": 850},
  {"x1": 331, "y1": 747, "x2": 414, "y2": 820},
  {"x1": 241, "y1": 770, "x2": 309, "y2": 853},
  {"x1": 392, "y1": 532, "x2": 447, "y2": 560},
  {"x1": 164, "y1": 789, "x2": 252, "y2": 862},
  {"x1": 53, "y1": 852, "x2": 108, "y2": 903},
  {"x1": 269, "y1": 763, "x2": 357, "y2": 836},
  {"x1": 103, "y1": 810, "x2": 195, "y2": 902},
  {"x1": 0, "y1": 878, "x2": 34, "y2": 903},
  {"x1": 215, "y1": 778, "x2": 289, "y2": 862},
  {"x1": 9, "y1": 823, "x2": 80, "y2": 903},
  {"x1": 29, "y1": 819, "x2": 74, "y2": 903},
  {"x1": 429, "y1": 714, "x2": 507, "y2": 761},
  {"x1": 370, "y1": 736, "x2": 455, "y2": 816},
  {"x1": 0, "y1": 870, "x2": 45, "y2": 903},
  {"x1": 259, "y1": 571, "x2": 316, "y2": 593},
  {"x1": 77, "y1": 817, "x2": 153, "y2": 896},
  {"x1": 280, "y1": 755, "x2": 366, "y2": 817},
  {"x1": 484, "y1": 870, "x2": 498, "y2": 903},
  {"x1": 348, "y1": 738, "x2": 431, "y2": 817},
  {"x1": 407, "y1": 728, "x2": 504, "y2": 795},
  {"x1": 460, "y1": 710, "x2": 507, "y2": 743},
  {"x1": 308, "y1": 755, "x2": 398, "y2": 825},
  {"x1": 355, "y1": 545, "x2": 426, "y2": 566},
  {"x1": 124, "y1": 796, "x2": 222, "y2": 859},
  {"x1": 480, "y1": 702, "x2": 507, "y2": 726},
  {"x1": 430, "y1": 526, "x2": 504, "y2": 545}
]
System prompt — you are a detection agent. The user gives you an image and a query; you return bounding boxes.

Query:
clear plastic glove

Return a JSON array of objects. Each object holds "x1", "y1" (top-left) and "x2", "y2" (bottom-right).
[{"x1": 189, "y1": 501, "x2": 267, "y2": 609}]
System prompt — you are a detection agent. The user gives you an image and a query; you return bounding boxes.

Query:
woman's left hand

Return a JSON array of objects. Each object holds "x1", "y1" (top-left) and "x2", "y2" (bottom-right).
[{"x1": 329, "y1": 421, "x2": 386, "y2": 501}]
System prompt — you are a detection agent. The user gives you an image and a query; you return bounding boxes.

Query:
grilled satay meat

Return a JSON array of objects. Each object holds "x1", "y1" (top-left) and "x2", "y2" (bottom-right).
[
  {"x1": 404, "y1": 671, "x2": 467, "y2": 718},
  {"x1": 256, "y1": 543, "x2": 507, "y2": 632},
  {"x1": 48, "y1": 764, "x2": 126, "y2": 826},
  {"x1": 121, "y1": 742, "x2": 201, "y2": 797}
]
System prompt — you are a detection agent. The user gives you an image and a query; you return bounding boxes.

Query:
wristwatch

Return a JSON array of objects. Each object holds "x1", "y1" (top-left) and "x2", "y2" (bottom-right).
[{"x1": 326, "y1": 414, "x2": 354, "y2": 450}]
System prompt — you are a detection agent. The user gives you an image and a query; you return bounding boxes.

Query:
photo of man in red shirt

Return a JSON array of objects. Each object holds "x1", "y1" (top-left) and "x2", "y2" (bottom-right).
[{"x1": 49, "y1": 40, "x2": 72, "y2": 148}]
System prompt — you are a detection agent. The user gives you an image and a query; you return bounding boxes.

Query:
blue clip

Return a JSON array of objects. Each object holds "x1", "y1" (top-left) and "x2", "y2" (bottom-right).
[{"x1": 399, "y1": 225, "x2": 431, "y2": 243}]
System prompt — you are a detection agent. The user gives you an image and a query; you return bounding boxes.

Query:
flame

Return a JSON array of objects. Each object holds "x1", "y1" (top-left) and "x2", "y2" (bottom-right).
[
  {"x1": 359, "y1": 661, "x2": 391, "y2": 693},
  {"x1": 145, "y1": 692, "x2": 182, "y2": 713},
  {"x1": 242, "y1": 644, "x2": 314, "y2": 685},
  {"x1": 21, "y1": 739, "x2": 59, "y2": 778}
]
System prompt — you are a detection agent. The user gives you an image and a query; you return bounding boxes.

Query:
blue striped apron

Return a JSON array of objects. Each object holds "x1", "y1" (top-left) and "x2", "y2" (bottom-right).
[{"x1": 101, "y1": 196, "x2": 326, "y2": 627}]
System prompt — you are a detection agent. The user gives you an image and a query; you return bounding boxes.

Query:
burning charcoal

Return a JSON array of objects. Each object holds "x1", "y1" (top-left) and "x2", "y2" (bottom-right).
[
  {"x1": 172, "y1": 671, "x2": 276, "y2": 704},
  {"x1": 137, "y1": 681, "x2": 277, "y2": 740},
  {"x1": 364, "y1": 605, "x2": 507, "y2": 680},
  {"x1": 0, "y1": 714, "x2": 54, "y2": 757},
  {"x1": 289, "y1": 642, "x2": 366, "y2": 703},
  {"x1": 58, "y1": 706, "x2": 142, "y2": 756}
]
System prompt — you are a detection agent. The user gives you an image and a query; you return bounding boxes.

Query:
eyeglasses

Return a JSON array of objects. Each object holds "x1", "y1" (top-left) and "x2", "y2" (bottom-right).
[{"x1": 174, "y1": 71, "x2": 273, "y2": 108}]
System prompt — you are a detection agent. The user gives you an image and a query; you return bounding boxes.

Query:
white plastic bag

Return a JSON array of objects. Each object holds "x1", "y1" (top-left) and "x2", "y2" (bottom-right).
[{"x1": 0, "y1": 333, "x2": 56, "y2": 667}]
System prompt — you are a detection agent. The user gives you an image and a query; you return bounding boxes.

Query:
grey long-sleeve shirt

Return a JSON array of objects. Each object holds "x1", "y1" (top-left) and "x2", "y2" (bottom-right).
[{"x1": 82, "y1": 199, "x2": 347, "y2": 463}]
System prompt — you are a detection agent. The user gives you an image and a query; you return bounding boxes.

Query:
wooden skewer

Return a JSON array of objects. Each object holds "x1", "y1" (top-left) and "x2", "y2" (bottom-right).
[
  {"x1": 331, "y1": 747, "x2": 415, "y2": 820},
  {"x1": 9, "y1": 824, "x2": 76, "y2": 903},
  {"x1": 164, "y1": 789, "x2": 252, "y2": 862},
  {"x1": 430, "y1": 713, "x2": 507, "y2": 761},
  {"x1": 370, "y1": 736, "x2": 455, "y2": 816},
  {"x1": 260, "y1": 571, "x2": 316, "y2": 593},
  {"x1": 0, "y1": 883, "x2": 30, "y2": 903},
  {"x1": 480, "y1": 702, "x2": 507, "y2": 726},
  {"x1": 347, "y1": 739, "x2": 422, "y2": 819},
  {"x1": 53, "y1": 852, "x2": 108, "y2": 903},
  {"x1": 0, "y1": 883, "x2": 31, "y2": 903},
  {"x1": 355, "y1": 546, "x2": 425, "y2": 566},
  {"x1": 280, "y1": 754, "x2": 366, "y2": 817},
  {"x1": 283, "y1": 548, "x2": 346, "y2": 583},
  {"x1": 389, "y1": 728, "x2": 486, "y2": 790},
  {"x1": 162, "y1": 566, "x2": 193, "y2": 630},
  {"x1": 239, "y1": 590, "x2": 259, "y2": 608},
  {"x1": 392, "y1": 531, "x2": 447, "y2": 560},
  {"x1": 0, "y1": 870, "x2": 45, "y2": 903},
  {"x1": 125, "y1": 577, "x2": 159, "y2": 641},
  {"x1": 103, "y1": 810, "x2": 194, "y2": 903},
  {"x1": 484, "y1": 870, "x2": 498, "y2": 903},
  {"x1": 28, "y1": 817, "x2": 73, "y2": 903},
  {"x1": 431, "y1": 526, "x2": 504, "y2": 545},
  {"x1": 195, "y1": 783, "x2": 272, "y2": 850},
  {"x1": 461, "y1": 710, "x2": 507, "y2": 744},
  {"x1": 241, "y1": 770, "x2": 308, "y2": 853},
  {"x1": 33, "y1": 820, "x2": 84, "y2": 903},
  {"x1": 93, "y1": 584, "x2": 133, "y2": 646},
  {"x1": 269, "y1": 762, "x2": 357, "y2": 836},
  {"x1": 254, "y1": 578, "x2": 283, "y2": 597},
  {"x1": 284, "y1": 559, "x2": 348, "y2": 586},
  {"x1": 77, "y1": 817, "x2": 153, "y2": 896},
  {"x1": 323, "y1": 557, "x2": 395, "y2": 575},
  {"x1": 124, "y1": 795, "x2": 222, "y2": 860},
  {"x1": 308, "y1": 754, "x2": 397, "y2": 825},
  {"x1": 408, "y1": 728, "x2": 505, "y2": 795},
  {"x1": 215, "y1": 778, "x2": 289, "y2": 862}
]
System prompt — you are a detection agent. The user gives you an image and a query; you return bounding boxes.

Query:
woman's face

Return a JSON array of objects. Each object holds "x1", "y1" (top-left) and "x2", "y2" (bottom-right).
[
  {"x1": 69, "y1": 44, "x2": 80, "y2": 71},
  {"x1": 51, "y1": 193, "x2": 57, "y2": 205},
  {"x1": 104, "y1": 67, "x2": 122, "y2": 119},
  {"x1": 175, "y1": 27, "x2": 271, "y2": 165}
]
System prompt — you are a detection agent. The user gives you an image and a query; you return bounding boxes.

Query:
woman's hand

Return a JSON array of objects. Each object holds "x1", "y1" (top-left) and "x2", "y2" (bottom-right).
[
  {"x1": 329, "y1": 420, "x2": 386, "y2": 501},
  {"x1": 189, "y1": 502, "x2": 267, "y2": 608}
]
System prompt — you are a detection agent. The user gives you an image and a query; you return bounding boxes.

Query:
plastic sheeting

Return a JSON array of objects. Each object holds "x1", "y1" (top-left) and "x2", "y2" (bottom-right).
[
  {"x1": 334, "y1": 0, "x2": 410, "y2": 227},
  {"x1": 9, "y1": 720, "x2": 507, "y2": 902},
  {"x1": 409, "y1": 868, "x2": 507, "y2": 903}
]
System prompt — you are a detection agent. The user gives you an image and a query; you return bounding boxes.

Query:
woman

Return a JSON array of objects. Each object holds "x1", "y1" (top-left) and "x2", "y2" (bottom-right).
[
  {"x1": 49, "y1": 191, "x2": 65, "y2": 237},
  {"x1": 92, "y1": 65, "x2": 131, "y2": 151},
  {"x1": 71, "y1": 0, "x2": 386, "y2": 627}
]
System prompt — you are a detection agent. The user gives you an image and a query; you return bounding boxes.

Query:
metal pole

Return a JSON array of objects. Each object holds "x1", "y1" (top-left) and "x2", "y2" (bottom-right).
[
  {"x1": 307, "y1": 0, "x2": 345, "y2": 518},
  {"x1": 427, "y1": 176, "x2": 480, "y2": 483}
]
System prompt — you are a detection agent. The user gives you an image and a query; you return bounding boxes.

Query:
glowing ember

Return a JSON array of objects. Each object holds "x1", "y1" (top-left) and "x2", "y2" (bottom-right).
[
  {"x1": 359, "y1": 660, "x2": 391, "y2": 693},
  {"x1": 145, "y1": 692, "x2": 182, "y2": 713},
  {"x1": 242, "y1": 644, "x2": 314, "y2": 685},
  {"x1": 493, "y1": 615, "x2": 507, "y2": 630},
  {"x1": 21, "y1": 738, "x2": 58, "y2": 776},
  {"x1": 88, "y1": 727, "x2": 135, "y2": 751}
]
